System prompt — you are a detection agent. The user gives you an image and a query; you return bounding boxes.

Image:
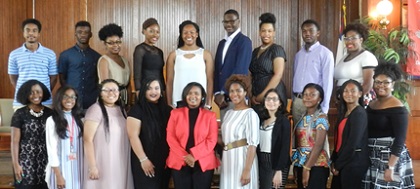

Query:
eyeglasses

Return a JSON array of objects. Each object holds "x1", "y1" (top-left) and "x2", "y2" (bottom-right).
[
  {"x1": 222, "y1": 19, "x2": 238, "y2": 24},
  {"x1": 63, "y1": 95, "x2": 77, "y2": 100},
  {"x1": 343, "y1": 36, "x2": 360, "y2": 42},
  {"x1": 105, "y1": 41, "x2": 122, "y2": 46},
  {"x1": 374, "y1": 80, "x2": 392, "y2": 86},
  {"x1": 265, "y1": 97, "x2": 279, "y2": 102},
  {"x1": 101, "y1": 88, "x2": 120, "y2": 94}
]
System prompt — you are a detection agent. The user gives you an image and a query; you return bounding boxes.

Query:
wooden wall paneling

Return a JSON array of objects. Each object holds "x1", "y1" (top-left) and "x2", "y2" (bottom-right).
[
  {"x1": 406, "y1": 80, "x2": 420, "y2": 159},
  {"x1": 0, "y1": 0, "x2": 34, "y2": 98}
]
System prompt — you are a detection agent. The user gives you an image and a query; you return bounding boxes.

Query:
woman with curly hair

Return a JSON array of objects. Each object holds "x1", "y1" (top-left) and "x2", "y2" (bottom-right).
[
  {"x1": 334, "y1": 23, "x2": 378, "y2": 106},
  {"x1": 249, "y1": 13, "x2": 287, "y2": 109},
  {"x1": 11, "y1": 79, "x2": 53, "y2": 189},
  {"x1": 45, "y1": 86, "x2": 84, "y2": 189},
  {"x1": 83, "y1": 79, "x2": 134, "y2": 189},
  {"x1": 220, "y1": 74, "x2": 259, "y2": 189},
  {"x1": 97, "y1": 23, "x2": 131, "y2": 105},
  {"x1": 362, "y1": 62, "x2": 415, "y2": 188},
  {"x1": 166, "y1": 20, "x2": 214, "y2": 109}
]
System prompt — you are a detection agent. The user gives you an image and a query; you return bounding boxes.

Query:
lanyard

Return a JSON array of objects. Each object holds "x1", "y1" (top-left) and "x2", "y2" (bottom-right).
[{"x1": 68, "y1": 116, "x2": 76, "y2": 151}]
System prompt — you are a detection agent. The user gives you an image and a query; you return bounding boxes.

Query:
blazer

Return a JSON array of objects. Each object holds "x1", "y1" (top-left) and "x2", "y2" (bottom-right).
[
  {"x1": 258, "y1": 114, "x2": 291, "y2": 171},
  {"x1": 214, "y1": 32, "x2": 252, "y2": 93},
  {"x1": 331, "y1": 106, "x2": 370, "y2": 170},
  {"x1": 166, "y1": 107, "x2": 220, "y2": 172}
]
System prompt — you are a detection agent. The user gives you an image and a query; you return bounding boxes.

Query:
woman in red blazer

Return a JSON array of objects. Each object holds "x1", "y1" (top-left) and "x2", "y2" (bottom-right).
[{"x1": 166, "y1": 82, "x2": 219, "y2": 189}]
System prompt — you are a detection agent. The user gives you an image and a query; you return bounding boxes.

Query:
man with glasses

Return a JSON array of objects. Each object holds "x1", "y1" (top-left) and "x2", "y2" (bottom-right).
[
  {"x1": 214, "y1": 9, "x2": 252, "y2": 118},
  {"x1": 292, "y1": 19, "x2": 334, "y2": 124},
  {"x1": 58, "y1": 21, "x2": 101, "y2": 113},
  {"x1": 8, "y1": 18, "x2": 58, "y2": 111}
]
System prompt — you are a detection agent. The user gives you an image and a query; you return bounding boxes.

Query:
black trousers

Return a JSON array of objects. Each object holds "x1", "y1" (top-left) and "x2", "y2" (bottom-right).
[
  {"x1": 171, "y1": 163, "x2": 214, "y2": 189},
  {"x1": 295, "y1": 166, "x2": 329, "y2": 189},
  {"x1": 331, "y1": 164, "x2": 369, "y2": 189}
]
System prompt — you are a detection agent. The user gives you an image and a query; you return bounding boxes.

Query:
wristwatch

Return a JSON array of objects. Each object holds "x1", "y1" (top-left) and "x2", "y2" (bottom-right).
[
  {"x1": 204, "y1": 105, "x2": 212, "y2": 110},
  {"x1": 385, "y1": 164, "x2": 395, "y2": 170}
]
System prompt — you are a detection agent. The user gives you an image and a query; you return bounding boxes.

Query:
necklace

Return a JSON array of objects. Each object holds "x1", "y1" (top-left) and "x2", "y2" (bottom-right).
[
  {"x1": 29, "y1": 108, "x2": 44, "y2": 117},
  {"x1": 260, "y1": 45, "x2": 270, "y2": 50}
]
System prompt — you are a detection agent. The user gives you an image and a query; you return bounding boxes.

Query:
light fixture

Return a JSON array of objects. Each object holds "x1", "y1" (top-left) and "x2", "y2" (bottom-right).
[{"x1": 376, "y1": 0, "x2": 393, "y2": 29}]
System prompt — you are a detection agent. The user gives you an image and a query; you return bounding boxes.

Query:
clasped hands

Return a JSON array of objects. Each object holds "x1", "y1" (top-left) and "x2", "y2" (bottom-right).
[{"x1": 184, "y1": 154, "x2": 196, "y2": 167}]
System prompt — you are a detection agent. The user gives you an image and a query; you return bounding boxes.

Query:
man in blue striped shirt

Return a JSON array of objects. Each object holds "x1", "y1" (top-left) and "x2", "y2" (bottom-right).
[{"x1": 8, "y1": 18, "x2": 58, "y2": 109}]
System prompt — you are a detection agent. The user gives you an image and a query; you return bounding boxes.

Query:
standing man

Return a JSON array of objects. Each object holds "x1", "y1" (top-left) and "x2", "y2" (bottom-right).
[
  {"x1": 292, "y1": 19, "x2": 334, "y2": 124},
  {"x1": 8, "y1": 18, "x2": 58, "y2": 110},
  {"x1": 214, "y1": 9, "x2": 252, "y2": 119},
  {"x1": 58, "y1": 21, "x2": 101, "y2": 112}
]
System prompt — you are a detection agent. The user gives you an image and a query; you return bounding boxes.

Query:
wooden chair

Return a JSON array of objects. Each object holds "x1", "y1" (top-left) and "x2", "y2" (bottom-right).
[{"x1": 0, "y1": 98, "x2": 13, "y2": 151}]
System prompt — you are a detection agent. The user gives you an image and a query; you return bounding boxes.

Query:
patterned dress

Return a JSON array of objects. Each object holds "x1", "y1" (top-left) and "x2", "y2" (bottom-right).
[
  {"x1": 11, "y1": 106, "x2": 52, "y2": 189},
  {"x1": 45, "y1": 111, "x2": 83, "y2": 189},
  {"x1": 220, "y1": 108, "x2": 259, "y2": 189}
]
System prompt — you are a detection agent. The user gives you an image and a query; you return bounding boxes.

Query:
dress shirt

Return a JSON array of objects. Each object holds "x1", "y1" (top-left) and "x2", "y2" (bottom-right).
[
  {"x1": 293, "y1": 42, "x2": 334, "y2": 113},
  {"x1": 222, "y1": 28, "x2": 241, "y2": 64},
  {"x1": 58, "y1": 45, "x2": 101, "y2": 109}
]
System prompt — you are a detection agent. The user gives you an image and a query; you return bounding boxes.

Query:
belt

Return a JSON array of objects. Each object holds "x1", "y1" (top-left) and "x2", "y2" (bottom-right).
[
  {"x1": 293, "y1": 92, "x2": 303, "y2": 98},
  {"x1": 223, "y1": 139, "x2": 247, "y2": 151}
]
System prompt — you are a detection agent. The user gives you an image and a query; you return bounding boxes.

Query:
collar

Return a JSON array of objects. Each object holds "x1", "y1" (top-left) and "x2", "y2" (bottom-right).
[
  {"x1": 224, "y1": 28, "x2": 241, "y2": 41},
  {"x1": 22, "y1": 43, "x2": 44, "y2": 53},
  {"x1": 74, "y1": 44, "x2": 91, "y2": 52},
  {"x1": 302, "y1": 41, "x2": 320, "y2": 52}
]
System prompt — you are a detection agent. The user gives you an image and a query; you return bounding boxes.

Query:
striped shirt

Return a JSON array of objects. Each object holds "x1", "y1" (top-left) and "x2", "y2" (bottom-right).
[{"x1": 8, "y1": 43, "x2": 57, "y2": 106}]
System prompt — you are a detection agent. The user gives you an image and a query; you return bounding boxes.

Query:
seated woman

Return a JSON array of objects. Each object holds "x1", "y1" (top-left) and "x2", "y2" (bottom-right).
[
  {"x1": 45, "y1": 86, "x2": 84, "y2": 189},
  {"x1": 257, "y1": 89, "x2": 291, "y2": 189},
  {"x1": 291, "y1": 83, "x2": 330, "y2": 189},
  {"x1": 166, "y1": 82, "x2": 219, "y2": 189},
  {"x1": 330, "y1": 80, "x2": 369, "y2": 189}
]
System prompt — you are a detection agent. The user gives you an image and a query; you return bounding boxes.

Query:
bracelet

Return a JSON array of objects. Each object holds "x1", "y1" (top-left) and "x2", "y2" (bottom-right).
[
  {"x1": 204, "y1": 105, "x2": 212, "y2": 110},
  {"x1": 385, "y1": 164, "x2": 395, "y2": 170},
  {"x1": 140, "y1": 156, "x2": 148, "y2": 163},
  {"x1": 302, "y1": 165, "x2": 311, "y2": 171}
]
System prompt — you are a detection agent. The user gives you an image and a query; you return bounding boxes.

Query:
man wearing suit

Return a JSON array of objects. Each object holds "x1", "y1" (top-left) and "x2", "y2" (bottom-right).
[{"x1": 214, "y1": 9, "x2": 252, "y2": 120}]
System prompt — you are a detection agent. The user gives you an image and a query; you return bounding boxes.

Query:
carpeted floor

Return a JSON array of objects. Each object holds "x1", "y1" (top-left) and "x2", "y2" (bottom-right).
[{"x1": 0, "y1": 152, "x2": 13, "y2": 188}]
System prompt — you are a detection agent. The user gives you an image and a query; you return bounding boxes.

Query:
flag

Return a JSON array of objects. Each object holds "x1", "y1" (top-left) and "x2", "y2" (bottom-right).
[
  {"x1": 336, "y1": 0, "x2": 347, "y2": 65},
  {"x1": 406, "y1": 0, "x2": 420, "y2": 76}
]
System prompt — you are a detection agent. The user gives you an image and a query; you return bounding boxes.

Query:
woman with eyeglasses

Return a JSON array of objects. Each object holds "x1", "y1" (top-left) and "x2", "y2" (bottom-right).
[
  {"x1": 166, "y1": 20, "x2": 214, "y2": 109},
  {"x1": 97, "y1": 23, "x2": 131, "y2": 105},
  {"x1": 361, "y1": 62, "x2": 415, "y2": 188},
  {"x1": 257, "y1": 89, "x2": 290, "y2": 189},
  {"x1": 45, "y1": 86, "x2": 84, "y2": 189},
  {"x1": 291, "y1": 83, "x2": 330, "y2": 189},
  {"x1": 334, "y1": 23, "x2": 378, "y2": 107},
  {"x1": 83, "y1": 79, "x2": 134, "y2": 189}
]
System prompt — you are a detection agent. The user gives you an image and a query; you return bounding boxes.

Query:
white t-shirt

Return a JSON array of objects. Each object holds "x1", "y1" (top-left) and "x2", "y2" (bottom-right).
[{"x1": 334, "y1": 50, "x2": 378, "y2": 86}]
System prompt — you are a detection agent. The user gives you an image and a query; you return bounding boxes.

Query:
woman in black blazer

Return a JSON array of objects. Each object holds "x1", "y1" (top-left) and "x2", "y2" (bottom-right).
[
  {"x1": 256, "y1": 88, "x2": 291, "y2": 189},
  {"x1": 331, "y1": 79, "x2": 370, "y2": 189}
]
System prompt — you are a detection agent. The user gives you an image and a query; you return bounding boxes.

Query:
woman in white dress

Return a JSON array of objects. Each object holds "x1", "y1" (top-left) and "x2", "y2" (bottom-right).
[
  {"x1": 166, "y1": 20, "x2": 214, "y2": 109},
  {"x1": 220, "y1": 74, "x2": 260, "y2": 189},
  {"x1": 45, "y1": 86, "x2": 84, "y2": 189}
]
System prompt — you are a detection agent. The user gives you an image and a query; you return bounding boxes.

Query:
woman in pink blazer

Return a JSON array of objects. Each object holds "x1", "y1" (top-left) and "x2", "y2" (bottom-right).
[{"x1": 166, "y1": 82, "x2": 219, "y2": 189}]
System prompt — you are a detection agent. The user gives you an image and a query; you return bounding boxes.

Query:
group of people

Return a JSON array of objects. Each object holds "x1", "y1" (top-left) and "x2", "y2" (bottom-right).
[{"x1": 7, "y1": 7, "x2": 415, "y2": 189}]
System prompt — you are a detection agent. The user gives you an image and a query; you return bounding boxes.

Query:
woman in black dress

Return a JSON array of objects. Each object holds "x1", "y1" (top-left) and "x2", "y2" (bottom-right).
[
  {"x1": 133, "y1": 18, "x2": 166, "y2": 97},
  {"x1": 127, "y1": 77, "x2": 172, "y2": 189},
  {"x1": 249, "y1": 12, "x2": 287, "y2": 107},
  {"x1": 11, "y1": 80, "x2": 53, "y2": 189}
]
